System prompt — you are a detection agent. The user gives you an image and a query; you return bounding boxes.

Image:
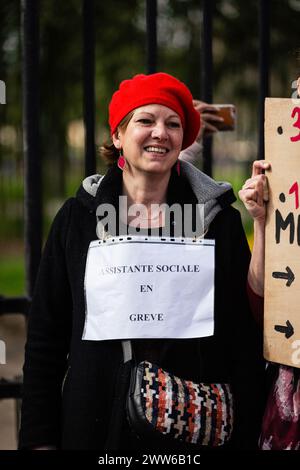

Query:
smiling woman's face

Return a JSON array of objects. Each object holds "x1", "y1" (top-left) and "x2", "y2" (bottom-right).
[{"x1": 112, "y1": 104, "x2": 184, "y2": 176}]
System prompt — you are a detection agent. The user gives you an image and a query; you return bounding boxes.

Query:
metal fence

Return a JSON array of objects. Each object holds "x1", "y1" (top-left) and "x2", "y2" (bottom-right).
[{"x1": 0, "y1": 0, "x2": 270, "y2": 444}]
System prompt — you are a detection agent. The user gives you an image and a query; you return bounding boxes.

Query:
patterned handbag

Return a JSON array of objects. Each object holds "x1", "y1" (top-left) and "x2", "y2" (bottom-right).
[{"x1": 126, "y1": 360, "x2": 234, "y2": 447}]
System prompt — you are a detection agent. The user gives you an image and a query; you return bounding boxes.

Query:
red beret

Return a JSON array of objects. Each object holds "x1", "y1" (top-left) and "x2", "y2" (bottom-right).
[{"x1": 108, "y1": 73, "x2": 201, "y2": 150}]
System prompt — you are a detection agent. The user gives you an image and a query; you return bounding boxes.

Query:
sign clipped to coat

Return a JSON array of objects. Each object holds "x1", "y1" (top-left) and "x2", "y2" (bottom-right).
[{"x1": 264, "y1": 97, "x2": 300, "y2": 368}]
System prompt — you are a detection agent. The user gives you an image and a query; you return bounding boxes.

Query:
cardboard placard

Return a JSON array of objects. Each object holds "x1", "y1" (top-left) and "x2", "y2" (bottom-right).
[{"x1": 264, "y1": 98, "x2": 300, "y2": 368}]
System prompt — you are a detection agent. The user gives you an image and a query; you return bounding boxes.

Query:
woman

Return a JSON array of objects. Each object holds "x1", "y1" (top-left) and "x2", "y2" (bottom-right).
[
  {"x1": 19, "y1": 72, "x2": 264, "y2": 450},
  {"x1": 239, "y1": 159, "x2": 300, "y2": 450}
]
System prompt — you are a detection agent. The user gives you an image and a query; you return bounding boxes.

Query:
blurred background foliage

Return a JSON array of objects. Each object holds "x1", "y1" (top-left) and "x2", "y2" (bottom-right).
[{"x1": 0, "y1": 0, "x2": 300, "y2": 295}]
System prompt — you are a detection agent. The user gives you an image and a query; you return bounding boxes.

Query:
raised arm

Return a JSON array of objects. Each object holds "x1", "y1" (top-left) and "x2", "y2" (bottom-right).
[{"x1": 238, "y1": 160, "x2": 271, "y2": 296}]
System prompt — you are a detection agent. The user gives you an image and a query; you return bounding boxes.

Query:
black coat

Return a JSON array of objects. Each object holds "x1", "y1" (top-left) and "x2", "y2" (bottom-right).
[{"x1": 19, "y1": 165, "x2": 265, "y2": 450}]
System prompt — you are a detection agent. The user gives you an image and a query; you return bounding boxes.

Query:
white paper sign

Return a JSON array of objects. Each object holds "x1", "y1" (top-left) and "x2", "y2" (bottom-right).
[{"x1": 82, "y1": 236, "x2": 215, "y2": 341}]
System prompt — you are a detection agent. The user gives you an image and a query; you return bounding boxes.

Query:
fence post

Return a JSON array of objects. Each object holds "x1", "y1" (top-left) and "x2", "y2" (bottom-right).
[
  {"x1": 258, "y1": 0, "x2": 270, "y2": 160},
  {"x1": 83, "y1": 0, "x2": 96, "y2": 176},
  {"x1": 201, "y1": 0, "x2": 214, "y2": 177},
  {"x1": 146, "y1": 0, "x2": 157, "y2": 74},
  {"x1": 21, "y1": 0, "x2": 42, "y2": 298}
]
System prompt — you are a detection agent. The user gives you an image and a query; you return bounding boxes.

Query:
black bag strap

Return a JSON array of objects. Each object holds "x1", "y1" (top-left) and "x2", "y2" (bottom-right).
[
  {"x1": 104, "y1": 340, "x2": 133, "y2": 450},
  {"x1": 122, "y1": 340, "x2": 133, "y2": 363}
]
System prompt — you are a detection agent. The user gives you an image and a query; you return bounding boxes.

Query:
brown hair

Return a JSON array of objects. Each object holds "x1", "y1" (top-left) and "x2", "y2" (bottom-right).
[{"x1": 99, "y1": 111, "x2": 135, "y2": 164}]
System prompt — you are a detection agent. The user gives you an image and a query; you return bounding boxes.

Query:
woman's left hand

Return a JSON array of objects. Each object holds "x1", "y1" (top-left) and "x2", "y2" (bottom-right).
[{"x1": 238, "y1": 160, "x2": 271, "y2": 222}]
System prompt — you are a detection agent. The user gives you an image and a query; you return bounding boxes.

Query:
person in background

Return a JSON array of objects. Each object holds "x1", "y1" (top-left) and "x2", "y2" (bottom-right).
[{"x1": 179, "y1": 100, "x2": 223, "y2": 163}]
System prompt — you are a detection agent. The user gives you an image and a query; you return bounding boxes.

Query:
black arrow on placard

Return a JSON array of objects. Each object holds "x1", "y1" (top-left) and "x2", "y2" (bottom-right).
[
  {"x1": 272, "y1": 266, "x2": 295, "y2": 287},
  {"x1": 274, "y1": 320, "x2": 294, "y2": 339}
]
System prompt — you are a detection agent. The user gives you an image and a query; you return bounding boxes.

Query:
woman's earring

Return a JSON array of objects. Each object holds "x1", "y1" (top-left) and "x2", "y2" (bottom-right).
[
  {"x1": 176, "y1": 160, "x2": 180, "y2": 176},
  {"x1": 117, "y1": 149, "x2": 126, "y2": 170}
]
